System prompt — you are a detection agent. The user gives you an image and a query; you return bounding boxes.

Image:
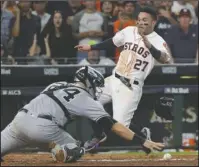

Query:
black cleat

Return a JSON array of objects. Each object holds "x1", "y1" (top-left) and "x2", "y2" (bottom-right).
[{"x1": 84, "y1": 132, "x2": 107, "y2": 152}]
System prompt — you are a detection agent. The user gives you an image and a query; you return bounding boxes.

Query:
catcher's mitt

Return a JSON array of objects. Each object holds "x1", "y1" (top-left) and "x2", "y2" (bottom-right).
[{"x1": 154, "y1": 96, "x2": 174, "y2": 120}]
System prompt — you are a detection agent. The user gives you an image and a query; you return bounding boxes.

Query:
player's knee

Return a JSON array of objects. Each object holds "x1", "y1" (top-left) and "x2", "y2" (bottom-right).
[{"x1": 96, "y1": 116, "x2": 117, "y2": 133}]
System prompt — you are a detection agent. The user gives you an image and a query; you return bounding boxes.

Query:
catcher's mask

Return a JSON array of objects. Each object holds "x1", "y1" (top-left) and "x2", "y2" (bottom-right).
[{"x1": 74, "y1": 66, "x2": 104, "y2": 100}]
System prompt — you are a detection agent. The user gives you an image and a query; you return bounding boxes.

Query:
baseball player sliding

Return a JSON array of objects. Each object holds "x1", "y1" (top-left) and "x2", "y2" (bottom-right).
[
  {"x1": 1, "y1": 66, "x2": 164, "y2": 163},
  {"x1": 75, "y1": 7, "x2": 173, "y2": 154}
]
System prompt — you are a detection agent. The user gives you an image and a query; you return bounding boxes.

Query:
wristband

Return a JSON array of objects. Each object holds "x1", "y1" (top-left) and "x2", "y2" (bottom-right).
[
  {"x1": 132, "y1": 134, "x2": 146, "y2": 145},
  {"x1": 149, "y1": 45, "x2": 161, "y2": 60}
]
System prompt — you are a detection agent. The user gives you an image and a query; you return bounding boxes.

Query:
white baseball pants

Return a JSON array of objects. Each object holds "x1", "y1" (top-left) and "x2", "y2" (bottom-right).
[{"x1": 99, "y1": 75, "x2": 143, "y2": 127}]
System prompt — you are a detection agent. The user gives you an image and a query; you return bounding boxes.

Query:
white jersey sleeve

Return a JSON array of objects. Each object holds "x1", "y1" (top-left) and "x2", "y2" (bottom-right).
[{"x1": 112, "y1": 26, "x2": 136, "y2": 47}]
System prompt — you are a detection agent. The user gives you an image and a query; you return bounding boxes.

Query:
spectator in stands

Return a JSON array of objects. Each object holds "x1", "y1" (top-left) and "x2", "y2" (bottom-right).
[
  {"x1": 123, "y1": 1, "x2": 136, "y2": 19},
  {"x1": 1, "y1": 44, "x2": 15, "y2": 65},
  {"x1": 133, "y1": 0, "x2": 153, "y2": 19},
  {"x1": 101, "y1": 1, "x2": 117, "y2": 58},
  {"x1": 32, "y1": 1, "x2": 51, "y2": 33},
  {"x1": 112, "y1": 1, "x2": 124, "y2": 17},
  {"x1": 171, "y1": 0, "x2": 198, "y2": 24},
  {"x1": 79, "y1": 41, "x2": 115, "y2": 65},
  {"x1": 114, "y1": 12, "x2": 136, "y2": 33},
  {"x1": 65, "y1": 0, "x2": 85, "y2": 63},
  {"x1": 45, "y1": 11, "x2": 74, "y2": 64},
  {"x1": 72, "y1": 0, "x2": 108, "y2": 62},
  {"x1": 12, "y1": 1, "x2": 41, "y2": 63},
  {"x1": 137, "y1": 0, "x2": 153, "y2": 7},
  {"x1": 154, "y1": 1, "x2": 178, "y2": 38},
  {"x1": 189, "y1": 1, "x2": 198, "y2": 19},
  {"x1": 4, "y1": 1, "x2": 21, "y2": 56},
  {"x1": 32, "y1": 1, "x2": 51, "y2": 55},
  {"x1": 66, "y1": 0, "x2": 85, "y2": 26},
  {"x1": 164, "y1": 8, "x2": 198, "y2": 63},
  {"x1": 113, "y1": 11, "x2": 136, "y2": 62},
  {"x1": 1, "y1": 44, "x2": 5, "y2": 64},
  {"x1": 1, "y1": 1, "x2": 16, "y2": 51},
  {"x1": 27, "y1": 34, "x2": 50, "y2": 65}
]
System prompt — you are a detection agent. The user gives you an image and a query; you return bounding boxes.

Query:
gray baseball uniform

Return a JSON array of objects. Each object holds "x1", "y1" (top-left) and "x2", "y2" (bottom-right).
[{"x1": 1, "y1": 82, "x2": 109, "y2": 157}]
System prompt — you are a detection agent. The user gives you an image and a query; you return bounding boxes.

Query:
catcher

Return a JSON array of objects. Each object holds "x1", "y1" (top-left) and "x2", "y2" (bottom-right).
[{"x1": 1, "y1": 66, "x2": 165, "y2": 163}]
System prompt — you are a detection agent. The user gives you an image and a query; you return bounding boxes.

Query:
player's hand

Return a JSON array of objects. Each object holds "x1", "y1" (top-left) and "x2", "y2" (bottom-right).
[
  {"x1": 140, "y1": 34, "x2": 152, "y2": 49},
  {"x1": 143, "y1": 140, "x2": 165, "y2": 151},
  {"x1": 74, "y1": 45, "x2": 91, "y2": 52},
  {"x1": 44, "y1": 34, "x2": 49, "y2": 44}
]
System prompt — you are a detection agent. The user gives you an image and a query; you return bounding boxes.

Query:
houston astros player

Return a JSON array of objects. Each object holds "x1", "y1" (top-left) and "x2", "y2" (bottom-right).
[
  {"x1": 75, "y1": 7, "x2": 173, "y2": 153},
  {"x1": 1, "y1": 66, "x2": 164, "y2": 162}
]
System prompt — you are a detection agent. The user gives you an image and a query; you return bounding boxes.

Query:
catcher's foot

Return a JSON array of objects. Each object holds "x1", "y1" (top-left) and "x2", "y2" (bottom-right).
[
  {"x1": 141, "y1": 127, "x2": 152, "y2": 155},
  {"x1": 84, "y1": 132, "x2": 107, "y2": 152},
  {"x1": 49, "y1": 142, "x2": 85, "y2": 163},
  {"x1": 49, "y1": 142, "x2": 65, "y2": 162}
]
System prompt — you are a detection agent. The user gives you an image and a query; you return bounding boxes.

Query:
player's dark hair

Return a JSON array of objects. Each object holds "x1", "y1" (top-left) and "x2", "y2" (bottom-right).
[{"x1": 140, "y1": 6, "x2": 157, "y2": 20}]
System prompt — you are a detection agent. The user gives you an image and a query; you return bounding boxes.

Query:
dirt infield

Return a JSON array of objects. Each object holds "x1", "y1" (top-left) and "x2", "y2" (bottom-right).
[{"x1": 1, "y1": 152, "x2": 198, "y2": 166}]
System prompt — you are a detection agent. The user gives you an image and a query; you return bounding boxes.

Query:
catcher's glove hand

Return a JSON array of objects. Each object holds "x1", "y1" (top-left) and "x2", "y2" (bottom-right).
[{"x1": 154, "y1": 96, "x2": 174, "y2": 120}]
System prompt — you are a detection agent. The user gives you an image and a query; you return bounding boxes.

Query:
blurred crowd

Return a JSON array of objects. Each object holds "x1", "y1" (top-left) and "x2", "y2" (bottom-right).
[{"x1": 1, "y1": 0, "x2": 198, "y2": 65}]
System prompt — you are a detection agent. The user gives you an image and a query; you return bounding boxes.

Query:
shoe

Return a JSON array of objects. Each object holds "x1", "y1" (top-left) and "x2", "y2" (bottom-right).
[
  {"x1": 84, "y1": 132, "x2": 107, "y2": 152},
  {"x1": 1, "y1": 158, "x2": 4, "y2": 162},
  {"x1": 49, "y1": 142, "x2": 85, "y2": 162},
  {"x1": 49, "y1": 142, "x2": 65, "y2": 162},
  {"x1": 141, "y1": 127, "x2": 152, "y2": 155}
]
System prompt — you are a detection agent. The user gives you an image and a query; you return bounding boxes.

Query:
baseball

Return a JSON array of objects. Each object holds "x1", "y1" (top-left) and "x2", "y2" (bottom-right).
[{"x1": 163, "y1": 153, "x2": 172, "y2": 160}]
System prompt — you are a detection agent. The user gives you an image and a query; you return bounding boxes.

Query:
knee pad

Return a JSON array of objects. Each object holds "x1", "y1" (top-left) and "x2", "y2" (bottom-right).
[{"x1": 96, "y1": 116, "x2": 117, "y2": 134}]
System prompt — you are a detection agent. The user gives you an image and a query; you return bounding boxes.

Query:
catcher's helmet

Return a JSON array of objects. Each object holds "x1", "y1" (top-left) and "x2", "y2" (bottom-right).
[{"x1": 75, "y1": 66, "x2": 104, "y2": 100}]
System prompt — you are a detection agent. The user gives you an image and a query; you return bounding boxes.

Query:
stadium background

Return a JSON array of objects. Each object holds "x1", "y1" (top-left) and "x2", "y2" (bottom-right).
[{"x1": 1, "y1": 0, "x2": 198, "y2": 152}]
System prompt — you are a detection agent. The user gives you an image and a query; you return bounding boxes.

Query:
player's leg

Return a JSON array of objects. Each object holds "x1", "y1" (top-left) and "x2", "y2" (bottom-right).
[
  {"x1": 112, "y1": 81, "x2": 151, "y2": 154},
  {"x1": 84, "y1": 76, "x2": 113, "y2": 151},
  {"x1": 111, "y1": 78, "x2": 142, "y2": 127},
  {"x1": 98, "y1": 75, "x2": 113, "y2": 105},
  {"x1": 21, "y1": 115, "x2": 85, "y2": 163},
  {"x1": 1, "y1": 116, "x2": 28, "y2": 158}
]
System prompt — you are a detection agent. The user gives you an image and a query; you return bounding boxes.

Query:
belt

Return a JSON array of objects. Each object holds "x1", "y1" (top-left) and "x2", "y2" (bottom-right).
[
  {"x1": 18, "y1": 108, "x2": 65, "y2": 130},
  {"x1": 115, "y1": 73, "x2": 139, "y2": 88}
]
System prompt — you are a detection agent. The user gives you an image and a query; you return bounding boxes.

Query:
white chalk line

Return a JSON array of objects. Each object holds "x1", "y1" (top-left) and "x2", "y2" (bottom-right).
[{"x1": 78, "y1": 158, "x2": 197, "y2": 162}]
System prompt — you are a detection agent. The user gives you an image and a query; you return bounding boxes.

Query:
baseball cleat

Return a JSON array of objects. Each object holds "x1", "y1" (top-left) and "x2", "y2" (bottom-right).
[
  {"x1": 141, "y1": 127, "x2": 152, "y2": 155},
  {"x1": 84, "y1": 132, "x2": 107, "y2": 152},
  {"x1": 1, "y1": 158, "x2": 4, "y2": 162}
]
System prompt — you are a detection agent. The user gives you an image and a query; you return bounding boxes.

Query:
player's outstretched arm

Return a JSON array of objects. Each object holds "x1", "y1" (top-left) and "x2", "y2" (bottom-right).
[
  {"x1": 75, "y1": 38, "x2": 116, "y2": 52},
  {"x1": 97, "y1": 117, "x2": 164, "y2": 151},
  {"x1": 111, "y1": 122, "x2": 164, "y2": 151}
]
